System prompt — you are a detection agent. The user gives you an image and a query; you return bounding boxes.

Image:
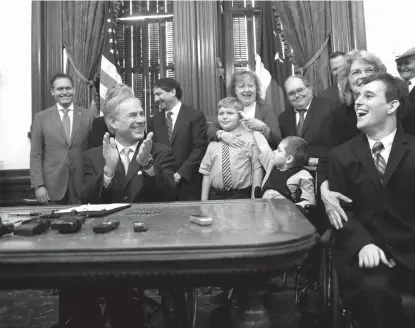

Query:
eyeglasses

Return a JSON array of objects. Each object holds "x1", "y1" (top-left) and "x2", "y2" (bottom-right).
[
  {"x1": 287, "y1": 87, "x2": 308, "y2": 98},
  {"x1": 349, "y1": 67, "x2": 376, "y2": 78}
]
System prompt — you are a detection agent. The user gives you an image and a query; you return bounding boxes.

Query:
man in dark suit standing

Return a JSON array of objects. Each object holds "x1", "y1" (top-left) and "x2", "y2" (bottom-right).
[
  {"x1": 30, "y1": 73, "x2": 94, "y2": 204},
  {"x1": 279, "y1": 75, "x2": 331, "y2": 167},
  {"x1": 147, "y1": 78, "x2": 208, "y2": 201},
  {"x1": 319, "y1": 51, "x2": 346, "y2": 108},
  {"x1": 329, "y1": 73, "x2": 415, "y2": 328}
]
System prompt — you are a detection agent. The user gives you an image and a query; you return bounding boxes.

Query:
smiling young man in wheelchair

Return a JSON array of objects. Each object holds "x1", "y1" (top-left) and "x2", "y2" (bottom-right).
[{"x1": 328, "y1": 72, "x2": 415, "y2": 328}]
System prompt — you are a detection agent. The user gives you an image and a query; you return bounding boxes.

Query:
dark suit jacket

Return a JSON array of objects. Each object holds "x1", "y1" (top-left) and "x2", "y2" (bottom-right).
[
  {"x1": 30, "y1": 105, "x2": 94, "y2": 202},
  {"x1": 82, "y1": 141, "x2": 177, "y2": 204},
  {"x1": 399, "y1": 87, "x2": 415, "y2": 137},
  {"x1": 329, "y1": 130, "x2": 415, "y2": 271},
  {"x1": 278, "y1": 96, "x2": 332, "y2": 160},
  {"x1": 207, "y1": 103, "x2": 282, "y2": 149},
  {"x1": 318, "y1": 85, "x2": 342, "y2": 109},
  {"x1": 147, "y1": 104, "x2": 208, "y2": 200},
  {"x1": 317, "y1": 103, "x2": 360, "y2": 184},
  {"x1": 88, "y1": 116, "x2": 111, "y2": 150}
]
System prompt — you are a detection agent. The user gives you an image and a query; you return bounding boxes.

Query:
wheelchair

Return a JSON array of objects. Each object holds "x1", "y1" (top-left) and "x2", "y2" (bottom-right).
[{"x1": 320, "y1": 229, "x2": 415, "y2": 328}]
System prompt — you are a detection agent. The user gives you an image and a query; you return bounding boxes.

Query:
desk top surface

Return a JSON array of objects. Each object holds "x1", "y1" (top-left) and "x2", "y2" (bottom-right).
[{"x1": 0, "y1": 199, "x2": 317, "y2": 264}]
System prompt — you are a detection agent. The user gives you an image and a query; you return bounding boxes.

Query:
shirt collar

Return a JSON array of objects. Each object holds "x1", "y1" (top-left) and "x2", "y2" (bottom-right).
[
  {"x1": 367, "y1": 129, "x2": 397, "y2": 153},
  {"x1": 294, "y1": 96, "x2": 313, "y2": 112},
  {"x1": 114, "y1": 138, "x2": 140, "y2": 155},
  {"x1": 409, "y1": 77, "x2": 415, "y2": 91},
  {"x1": 167, "y1": 101, "x2": 182, "y2": 116},
  {"x1": 224, "y1": 123, "x2": 243, "y2": 135},
  {"x1": 57, "y1": 103, "x2": 74, "y2": 111},
  {"x1": 244, "y1": 101, "x2": 256, "y2": 112}
]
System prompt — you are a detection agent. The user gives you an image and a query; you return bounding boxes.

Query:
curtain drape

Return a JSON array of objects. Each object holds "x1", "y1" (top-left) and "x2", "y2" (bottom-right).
[
  {"x1": 273, "y1": 1, "x2": 332, "y2": 94},
  {"x1": 330, "y1": 1, "x2": 367, "y2": 53},
  {"x1": 62, "y1": 1, "x2": 108, "y2": 109},
  {"x1": 173, "y1": 1, "x2": 221, "y2": 122}
]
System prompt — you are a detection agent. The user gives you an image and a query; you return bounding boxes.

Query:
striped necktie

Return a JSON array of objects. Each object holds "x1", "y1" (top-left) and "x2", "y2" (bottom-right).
[
  {"x1": 166, "y1": 110, "x2": 173, "y2": 143},
  {"x1": 296, "y1": 109, "x2": 307, "y2": 136},
  {"x1": 61, "y1": 108, "x2": 70, "y2": 141},
  {"x1": 372, "y1": 141, "x2": 386, "y2": 184},
  {"x1": 222, "y1": 142, "x2": 232, "y2": 190},
  {"x1": 120, "y1": 148, "x2": 132, "y2": 175}
]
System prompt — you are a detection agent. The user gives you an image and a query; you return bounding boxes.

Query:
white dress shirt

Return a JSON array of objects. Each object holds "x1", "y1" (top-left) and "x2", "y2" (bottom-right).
[
  {"x1": 367, "y1": 129, "x2": 397, "y2": 164},
  {"x1": 294, "y1": 97, "x2": 312, "y2": 125},
  {"x1": 166, "y1": 101, "x2": 182, "y2": 130},
  {"x1": 57, "y1": 103, "x2": 74, "y2": 137},
  {"x1": 243, "y1": 101, "x2": 256, "y2": 119},
  {"x1": 409, "y1": 77, "x2": 415, "y2": 93}
]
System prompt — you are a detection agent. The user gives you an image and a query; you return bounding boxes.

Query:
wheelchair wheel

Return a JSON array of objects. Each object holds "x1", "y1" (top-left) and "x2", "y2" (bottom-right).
[
  {"x1": 161, "y1": 288, "x2": 197, "y2": 328},
  {"x1": 331, "y1": 258, "x2": 341, "y2": 328}
]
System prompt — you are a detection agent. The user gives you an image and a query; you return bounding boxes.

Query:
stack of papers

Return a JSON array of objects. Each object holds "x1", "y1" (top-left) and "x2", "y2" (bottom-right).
[{"x1": 54, "y1": 203, "x2": 130, "y2": 215}]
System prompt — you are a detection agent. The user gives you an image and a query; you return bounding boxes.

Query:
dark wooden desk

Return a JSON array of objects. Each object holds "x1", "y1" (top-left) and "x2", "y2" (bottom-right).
[{"x1": 0, "y1": 199, "x2": 317, "y2": 327}]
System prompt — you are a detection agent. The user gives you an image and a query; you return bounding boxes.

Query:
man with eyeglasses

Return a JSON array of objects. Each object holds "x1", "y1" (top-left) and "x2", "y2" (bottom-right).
[
  {"x1": 278, "y1": 75, "x2": 332, "y2": 168},
  {"x1": 319, "y1": 51, "x2": 346, "y2": 107}
]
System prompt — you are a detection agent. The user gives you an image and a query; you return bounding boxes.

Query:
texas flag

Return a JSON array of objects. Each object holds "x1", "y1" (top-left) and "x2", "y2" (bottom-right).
[{"x1": 255, "y1": 1, "x2": 291, "y2": 116}]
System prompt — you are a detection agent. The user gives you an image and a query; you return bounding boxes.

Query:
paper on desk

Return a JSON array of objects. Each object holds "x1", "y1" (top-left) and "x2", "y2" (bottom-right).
[{"x1": 54, "y1": 203, "x2": 130, "y2": 214}]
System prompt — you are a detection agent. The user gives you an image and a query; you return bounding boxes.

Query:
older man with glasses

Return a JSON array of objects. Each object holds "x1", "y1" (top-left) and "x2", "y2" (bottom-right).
[{"x1": 278, "y1": 75, "x2": 332, "y2": 168}]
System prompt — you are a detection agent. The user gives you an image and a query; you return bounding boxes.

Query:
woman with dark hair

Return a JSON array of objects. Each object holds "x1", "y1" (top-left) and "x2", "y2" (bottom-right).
[
  {"x1": 319, "y1": 49, "x2": 388, "y2": 229},
  {"x1": 207, "y1": 69, "x2": 282, "y2": 149}
]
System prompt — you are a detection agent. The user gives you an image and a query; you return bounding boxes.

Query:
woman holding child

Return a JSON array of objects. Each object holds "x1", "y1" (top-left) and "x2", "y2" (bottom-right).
[{"x1": 207, "y1": 70, "x2": 282, "y2": 149}]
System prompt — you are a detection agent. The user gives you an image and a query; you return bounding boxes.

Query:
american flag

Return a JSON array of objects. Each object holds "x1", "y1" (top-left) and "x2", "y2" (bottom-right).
[{"x1": 100, "y1": 4, "x2": 122, "y2": 113}]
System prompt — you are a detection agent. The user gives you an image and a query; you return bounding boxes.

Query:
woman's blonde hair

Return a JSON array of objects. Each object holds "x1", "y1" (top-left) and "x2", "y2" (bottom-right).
[
  {"x1": 228, "y1": 69, "x2": 264, "y2": 105},
  {"x1": 337, "y1": 49, "x2": 387, "y2": 106}
]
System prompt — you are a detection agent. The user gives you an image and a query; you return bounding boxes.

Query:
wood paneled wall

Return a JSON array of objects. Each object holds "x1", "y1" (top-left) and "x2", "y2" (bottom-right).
[{"x1": 173, "y1": 1, "x2": 221, "y2": 123}]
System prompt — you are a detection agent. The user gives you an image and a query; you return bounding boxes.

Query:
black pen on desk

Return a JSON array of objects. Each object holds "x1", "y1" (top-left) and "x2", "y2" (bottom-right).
[{"x1": 8, "y1": 212, "x2": 42, "y2": 217}]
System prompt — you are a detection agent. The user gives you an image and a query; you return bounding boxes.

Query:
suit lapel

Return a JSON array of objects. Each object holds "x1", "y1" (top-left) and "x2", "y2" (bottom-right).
[
  {"x1": 50, "y1": 106, "x2": 69, "y2": 146},
  {"x1": 383, "y1": 130, "x2": 407, "y2": 186},
  {"x1": 69, "y1": 107, "x2": 82, "y2": 146},
  {"x1": 352, "y1": 134, "x2": 383, "y2": 189},
  {"x1": 155, "y1": 111, "x2": 170, "y2": 145},
  {"x1": 170, "y1": 105, "x2": 186, "y2": 145},
  {"x1": 283, "y1": 108, "x2": 297, "y2": 136},
  {"x1": 301, "y1": 99, "x2": 317, "y2": 138}
]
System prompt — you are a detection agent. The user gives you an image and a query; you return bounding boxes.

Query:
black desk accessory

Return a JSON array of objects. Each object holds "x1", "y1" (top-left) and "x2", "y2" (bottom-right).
[
  {"x1": 0, "y1": 216, "x2": 14, "y2": 237},
  {"x1": 93, "y1": 220, "x2": 120, "y2": 234},
  {"x1": 51, "y1": 214, "x2": 85, "y2": 234},
  {"x1": 133, "y1": 221, "x2": 148, "y2": 232},
  {"x1": 13, "y1": 217, "x2": 50, "y2": 236}
]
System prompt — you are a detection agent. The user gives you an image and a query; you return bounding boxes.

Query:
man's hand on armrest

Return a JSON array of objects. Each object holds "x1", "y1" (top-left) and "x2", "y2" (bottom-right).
[
  {"x1": 307, "y1": 157, "x2": 319, "y2": 166},
  {"x1": 358, "y1": 244, "x2": 396, "y2": 268}
]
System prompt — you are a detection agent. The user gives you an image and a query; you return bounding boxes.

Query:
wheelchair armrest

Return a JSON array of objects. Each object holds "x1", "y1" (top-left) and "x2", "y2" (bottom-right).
[
  {"x1": 319, "y1": 229, "x2": 334, "y2": 246},
  {"x1": 254, "y1": 186, "x2": 261, "y2": 199}
]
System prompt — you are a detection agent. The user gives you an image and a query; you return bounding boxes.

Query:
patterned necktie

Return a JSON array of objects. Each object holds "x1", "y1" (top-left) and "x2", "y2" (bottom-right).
[
  {"x1": 296, "y1": 109, "x2": 307, "y2": 136},
  {"x1": 222, "y1": 142, "x2": 232, "y2": 190},
  {"x1": 166, "y1": 110, "x2": 173, "y2": 143},
  {"x1": 61, "y1": 108, "x2": 70, "y2": 141},
  {"x1": 372, "y1": 141, "x2": 386, "y2": 184},
  {"x1": 120, "y1": 148, "x2": 132, "y2": 176}
]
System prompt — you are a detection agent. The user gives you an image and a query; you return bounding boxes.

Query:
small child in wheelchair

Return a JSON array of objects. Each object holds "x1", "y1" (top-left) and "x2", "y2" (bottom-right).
[{"x1": 253, "y1": 132, "x2": 316, "y2": 214}]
